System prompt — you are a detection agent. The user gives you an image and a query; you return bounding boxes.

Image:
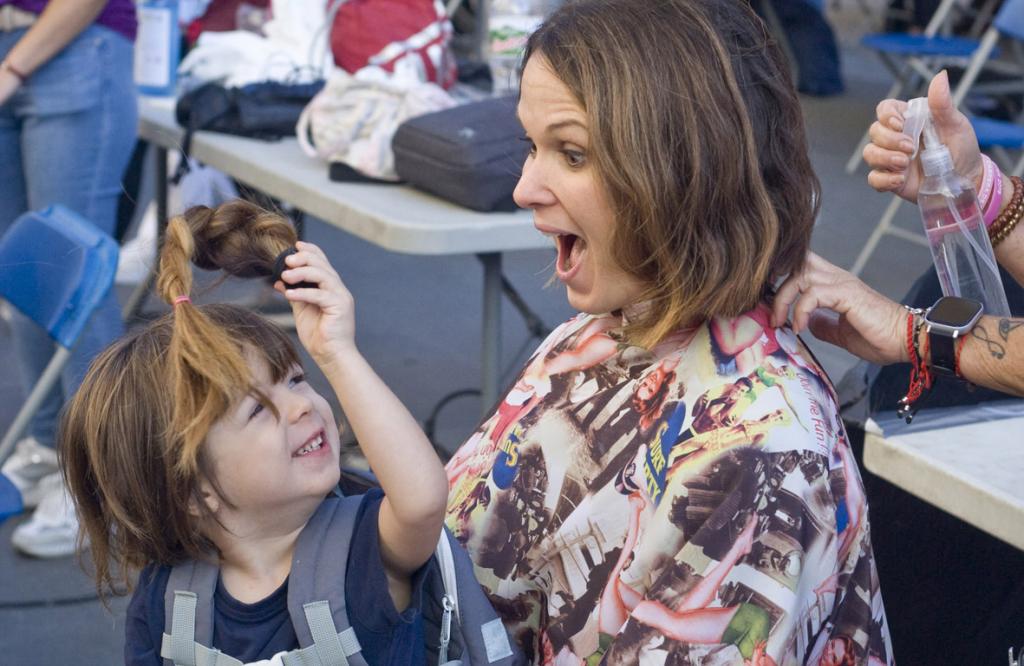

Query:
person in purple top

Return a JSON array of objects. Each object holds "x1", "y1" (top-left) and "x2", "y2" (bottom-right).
[{"x1": 0, "y1": 0, "x2": 137, "y2": 558}]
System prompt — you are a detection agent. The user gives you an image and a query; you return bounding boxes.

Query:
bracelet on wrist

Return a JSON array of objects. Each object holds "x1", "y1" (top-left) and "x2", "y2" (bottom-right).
[
  {"x1": 1, "y1": 59, "x2": 27, "y2": 85},
  {"x1": 902, "y1": 305, "x2": 925, "y2": 364},
  {"x1": 913, "y1": 313, "x2": 925, "y2": 364},
  {"x1": 978, "y1": 154, "x2": 996, "y2": 221},
  {"x1": 989, "y1": 175, "x2": 1024, "y2": 247},
  {"x1": 980, "y1": 155, "x2": 1003, "y2": 227},
  {"x1": 897, "y1": 307, "x2": 933, "y2": 423},
  {"x1": 954, "y1": 335, "x2": 968, "y2": 379}
]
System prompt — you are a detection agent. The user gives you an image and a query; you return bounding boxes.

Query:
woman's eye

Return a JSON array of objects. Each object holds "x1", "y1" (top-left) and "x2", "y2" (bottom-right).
[
  {"x1": 564, "y1": 150, "x2": 586, "y2": 168},
  {"x1": 289, "y1": 373, "x2": 306, "y2": 387},
  {"x1": 248, "y1": 402, "x2": 264, "y2": 420}
]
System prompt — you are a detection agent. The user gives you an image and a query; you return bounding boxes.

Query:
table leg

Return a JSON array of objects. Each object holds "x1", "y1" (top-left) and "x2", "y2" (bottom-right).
[
  {"x1": 479, "y1": 252, "x2": 502, "y2": 415},
  {"x1": 122, "y1": 145, "x2": 168, "y2": 320}
]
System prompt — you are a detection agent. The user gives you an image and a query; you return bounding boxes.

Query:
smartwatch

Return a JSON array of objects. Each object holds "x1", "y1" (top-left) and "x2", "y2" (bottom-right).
[{"x1": 923, "y1": 296, "x2": 984, "y2": 378}]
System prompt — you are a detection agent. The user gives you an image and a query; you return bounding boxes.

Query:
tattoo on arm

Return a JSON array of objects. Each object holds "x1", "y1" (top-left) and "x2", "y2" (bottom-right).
[
  {"x1": 972, "y1": 324, "x2": 1005, "y2": 360},
  {"x1": 998, "y1": 318, "x2": 1022, "y2": 343},
  {"x1": 973, "y1": 318, "x2": 1024, "y2": 361}
]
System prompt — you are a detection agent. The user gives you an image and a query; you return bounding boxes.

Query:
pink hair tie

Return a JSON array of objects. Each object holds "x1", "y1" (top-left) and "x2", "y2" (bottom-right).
[{"x1": 173, "y1": 295, "x2": 191, "y2": 306}]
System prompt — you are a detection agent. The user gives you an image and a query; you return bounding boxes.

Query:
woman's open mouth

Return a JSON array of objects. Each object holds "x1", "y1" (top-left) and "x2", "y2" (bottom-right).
[{"x1": 555, "y1": 233, "x2": 586, "y2": 280}]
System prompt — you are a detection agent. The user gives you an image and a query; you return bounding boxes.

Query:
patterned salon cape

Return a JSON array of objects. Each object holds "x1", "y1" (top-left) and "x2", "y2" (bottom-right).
[{"x1": 444, "y1": 306, "x2": 894, "y2": 665}]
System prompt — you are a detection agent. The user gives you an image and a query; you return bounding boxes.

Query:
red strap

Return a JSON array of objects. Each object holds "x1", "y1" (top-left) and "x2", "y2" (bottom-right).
[
  {"x1": 901, "y1": 312, "x2": 932, "y2": 412},
  {"x1": 954, "y1": 335, "x2": 968, "y2": 379}
]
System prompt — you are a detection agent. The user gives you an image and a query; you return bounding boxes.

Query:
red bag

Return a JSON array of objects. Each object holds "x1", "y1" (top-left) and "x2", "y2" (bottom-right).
[
  {"x1": 329, "y1": 0, "x2": 457, "y2": 88},
  {"x1": 184, "y1": 0, "x2": 271, "y2": 46}
]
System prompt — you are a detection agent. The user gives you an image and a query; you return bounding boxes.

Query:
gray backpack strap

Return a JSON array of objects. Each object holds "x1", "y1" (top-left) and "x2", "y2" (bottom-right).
[
  {"x1": 161, "y1": 559, "x2": 230, "y2": 666},
  {"x1": 434, "y1": 528, "x2": 525, "y2": 666},
  {"x1": 160, "y1": 629, "x2": 245, "y2": 666},
  {"x1": 159, "y1": 495, "x2": 367, "y2": 666},
  {"x1": 286, "y1": 494, "x2": 368, "y2": 666}
]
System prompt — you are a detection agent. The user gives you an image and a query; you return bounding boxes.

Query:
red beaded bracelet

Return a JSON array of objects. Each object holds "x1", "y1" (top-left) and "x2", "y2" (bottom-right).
[{"x1": 897, "y1": 310, "x2": 933, "y2": 423}]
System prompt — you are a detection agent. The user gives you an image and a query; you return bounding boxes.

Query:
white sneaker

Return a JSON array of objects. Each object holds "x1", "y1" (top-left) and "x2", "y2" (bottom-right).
[
  {"x1": 1, "y1": 437, "x2": 59, "y2": 509},
  {"x1": 11, "y1": 473, "x2": 83, "y2": 558}
]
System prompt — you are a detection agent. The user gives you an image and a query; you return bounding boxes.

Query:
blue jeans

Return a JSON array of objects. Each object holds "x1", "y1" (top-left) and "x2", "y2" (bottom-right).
[
  {"x1": 0, "y1": 24, "x2": 137, "y2": 447},
  {"x1": 760, "y1": 0, "x2": 844, "y2": 97}
]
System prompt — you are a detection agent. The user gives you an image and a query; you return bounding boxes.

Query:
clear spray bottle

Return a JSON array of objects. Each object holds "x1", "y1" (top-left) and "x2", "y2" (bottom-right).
[{"x1": 902, "y1": 97, "x2": 1010, "y2": 317}]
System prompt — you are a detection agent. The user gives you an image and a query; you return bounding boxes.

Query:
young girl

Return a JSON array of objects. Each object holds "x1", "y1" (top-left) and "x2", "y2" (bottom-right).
[{"x1": 60, "y1": 200, "x2": 450, "y2": 665}]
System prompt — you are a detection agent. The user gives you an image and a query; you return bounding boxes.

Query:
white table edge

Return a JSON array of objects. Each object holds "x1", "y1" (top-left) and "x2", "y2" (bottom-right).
[{"x1": 863, "y1": 418, "x2": 1024, "y2": 551}]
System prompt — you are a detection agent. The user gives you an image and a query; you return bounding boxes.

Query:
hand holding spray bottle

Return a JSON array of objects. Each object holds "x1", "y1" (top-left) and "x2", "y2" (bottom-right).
[{"x1": 902, "y1": 97, "x2": 1010, "y2": 317}]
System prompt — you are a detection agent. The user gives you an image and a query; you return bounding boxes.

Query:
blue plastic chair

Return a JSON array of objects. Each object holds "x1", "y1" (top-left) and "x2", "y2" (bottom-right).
[
  {"x1": 966, "y1": 0, "x2": 1024, "y2": 178},
  {"x1": 849, "y1": 0, "x2": 1024, "y2": 277},
  {"x1": 844, "y1": 0, "x2": 1007, "y2": 174},
  {"x1": 0, "y1": 205, "x2": 119, "y2": 470},
  {"x1": 0, "y1": 473, "x2": 23, "y2": 524}
]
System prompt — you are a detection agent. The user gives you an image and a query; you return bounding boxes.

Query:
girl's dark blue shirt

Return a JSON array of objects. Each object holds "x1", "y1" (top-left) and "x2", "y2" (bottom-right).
[{"x1": 124, "y1": 489, "x2": 427, "y2": 665}]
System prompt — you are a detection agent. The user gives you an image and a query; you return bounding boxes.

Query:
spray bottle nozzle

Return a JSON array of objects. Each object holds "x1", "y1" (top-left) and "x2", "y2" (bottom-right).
[
  {"x1": 922, "y1": 122, "x2": 942, "y2": 152},
  {"x1": 903, "y1": 96, "x2": 954, "y2": 177},
  {"x1": 901, "y1": 97, "x2": 931, "y2": 160}
]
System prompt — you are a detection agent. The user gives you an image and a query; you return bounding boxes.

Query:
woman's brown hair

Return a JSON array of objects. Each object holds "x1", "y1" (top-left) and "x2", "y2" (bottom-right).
[
  {"x1": 523, "y1": 0, "x2": 821, "y2": 347},
  {"x1": 61, "y1": 200, "x2": 300, "y2": 596}
]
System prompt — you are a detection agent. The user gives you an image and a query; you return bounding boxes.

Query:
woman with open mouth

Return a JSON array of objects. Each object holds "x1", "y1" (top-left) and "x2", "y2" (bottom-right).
[{"x1": 443, "y1": 1, "x2": 893, "y2": 664}]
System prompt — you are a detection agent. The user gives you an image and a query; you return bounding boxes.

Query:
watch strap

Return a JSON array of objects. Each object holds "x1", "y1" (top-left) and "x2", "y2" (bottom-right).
[{"x1": 927, "y1": 325, "x2": 958, "y2": 378}]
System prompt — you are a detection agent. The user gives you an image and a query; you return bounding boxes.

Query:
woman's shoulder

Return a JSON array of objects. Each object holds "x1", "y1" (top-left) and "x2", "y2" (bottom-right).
[{"x1": 681, "y1": 312, "x2": 843, "y2": 459}]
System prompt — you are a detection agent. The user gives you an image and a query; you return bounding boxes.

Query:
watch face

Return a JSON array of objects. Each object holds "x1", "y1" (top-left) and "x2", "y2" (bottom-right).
[{"x1": 928, "y1": 296, "x2": 984, "y2": 327}]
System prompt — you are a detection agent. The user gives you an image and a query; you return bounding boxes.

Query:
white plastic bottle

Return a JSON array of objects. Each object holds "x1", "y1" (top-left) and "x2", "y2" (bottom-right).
[
  {"x1": 904, "y1": 98, "x2": 1010, "y2": 316},
  {"x1": 135, "y1": 0, "x2": 180, "y2": 97},
  {"x1": 488, "y1": 0, "x2": 545, "y2": 96}
]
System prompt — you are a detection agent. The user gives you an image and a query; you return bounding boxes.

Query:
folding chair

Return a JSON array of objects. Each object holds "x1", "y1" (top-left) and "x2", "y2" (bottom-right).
[
  {"x1": 0, "y1": 205, "x2": 119, "y2": 465},
  {"x1": 850, "y1": 0, "x2": 1024, "y2": 277},
  {"x1": 844, "y1": 0, "x2": 1005, "y2": 174},
  {"x1": 0, "y1": 472, "x2": 22, "y2": 524}
]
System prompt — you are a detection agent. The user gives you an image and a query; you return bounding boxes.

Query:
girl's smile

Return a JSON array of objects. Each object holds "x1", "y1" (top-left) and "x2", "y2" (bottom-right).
[{"x1": 203, "y1": 353, "x2": 341, "y2": 522}]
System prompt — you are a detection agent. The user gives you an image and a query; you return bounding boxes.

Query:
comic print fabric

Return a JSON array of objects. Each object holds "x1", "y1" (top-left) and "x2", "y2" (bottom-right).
[{"x1": 444, "y1": 304, "x2": 894, "y2": 665}]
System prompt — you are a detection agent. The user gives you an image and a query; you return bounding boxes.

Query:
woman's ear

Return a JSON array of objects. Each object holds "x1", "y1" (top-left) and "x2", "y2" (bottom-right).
[{"x1": 188, "y1": 478, "x2": 220, "y2": 517}]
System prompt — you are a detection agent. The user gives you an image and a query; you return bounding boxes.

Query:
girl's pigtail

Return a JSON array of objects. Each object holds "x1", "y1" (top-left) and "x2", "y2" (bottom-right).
[{"x1": 154, "y1": 201, "x2": 296, "y2": 477}]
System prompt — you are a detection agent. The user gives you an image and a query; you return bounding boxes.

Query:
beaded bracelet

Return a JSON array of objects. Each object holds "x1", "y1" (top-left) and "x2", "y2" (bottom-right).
[
  {"x1": 990, "y1": 176, "x2": 1024, "y2": 247},
  {"x1": 897, "y1": 308, "x2": 933, "y2": 423},
  {"x1": 903, "y1": 305, "x2": 926, "y2": 362}
]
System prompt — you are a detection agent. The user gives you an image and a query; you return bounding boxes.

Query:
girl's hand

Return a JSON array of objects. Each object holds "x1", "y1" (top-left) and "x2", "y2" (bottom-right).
[
  {"x1": 274, "y1": 241, "x2": 355, "y2": 368},
  {"x1": 863, "y1": 70, "x2": 982, "y2": 202}
]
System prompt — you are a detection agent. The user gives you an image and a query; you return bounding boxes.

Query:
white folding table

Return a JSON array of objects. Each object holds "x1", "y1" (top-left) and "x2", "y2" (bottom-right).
[
  {"x1": 863, "y1": 403, "x2": 1024, "y2": 551},
  {"x1": 131, "y1": 95, "x2": 549, "y2": 410}
]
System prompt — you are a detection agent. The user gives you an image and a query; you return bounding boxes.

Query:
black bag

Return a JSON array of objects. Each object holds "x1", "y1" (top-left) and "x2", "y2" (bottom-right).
[
  {"x1": 172, "y1": 80, "x2": 324, "y2": 182},
  {"x1": 392, "y1": 96, "x2": 528, "y2": 212}
]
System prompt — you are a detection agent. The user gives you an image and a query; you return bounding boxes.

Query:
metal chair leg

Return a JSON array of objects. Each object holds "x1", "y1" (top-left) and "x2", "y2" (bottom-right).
[
  {"x1": 846, "y1": 77, "x2": 909, "y2": 174},
  {"x1": 0, "y1": 346, "x2": 72, "y2": 465},
  {"x1": 850, "y1": 196, "x2": 904, "y2": 276}
]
